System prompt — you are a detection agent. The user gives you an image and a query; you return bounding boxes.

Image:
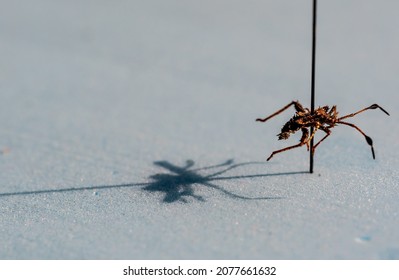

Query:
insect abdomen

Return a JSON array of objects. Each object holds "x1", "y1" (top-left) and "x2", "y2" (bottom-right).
[{"x1": 278, "y1": 118, "x2": 301, "y2": 140}]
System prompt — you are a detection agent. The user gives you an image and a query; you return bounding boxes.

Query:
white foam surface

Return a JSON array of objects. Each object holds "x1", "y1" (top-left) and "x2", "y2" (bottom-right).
[{"x1": 0, "y1": 0, "x2": 398, "y2": 259}]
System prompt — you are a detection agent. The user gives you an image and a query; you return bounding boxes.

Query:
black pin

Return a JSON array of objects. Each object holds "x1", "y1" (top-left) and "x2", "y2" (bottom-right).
[{"x1": 309, "y1": 0, "x2": 317, "y2": 174}]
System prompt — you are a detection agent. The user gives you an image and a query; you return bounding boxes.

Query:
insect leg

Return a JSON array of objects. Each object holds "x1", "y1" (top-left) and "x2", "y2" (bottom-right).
[
  {"x1": 312, "y1": 127, "x2": 331, "y2": 153},
  {"x1": 338, "y1": 104, "x2": 390, "y2": 121},
  {"x1": 266, "y1": 143, "x2": 303, "y2": 161},
  {"x1": 266, "y1": 128, "x2": 308, "y2": 161},
  {"x1": 256, "y1": 101, "x2": 305, "y2": 123},
  {"x1": 305, "y1": 126, "x2": 319, "y2": 150},
  {"x1": 337, "y1": 121, "x2": 376, "y2": 159}
]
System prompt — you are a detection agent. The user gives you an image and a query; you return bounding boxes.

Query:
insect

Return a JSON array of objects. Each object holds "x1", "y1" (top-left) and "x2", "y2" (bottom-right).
[{"x1": 256, "y1": 101, "x2": 390, "y2": 161}]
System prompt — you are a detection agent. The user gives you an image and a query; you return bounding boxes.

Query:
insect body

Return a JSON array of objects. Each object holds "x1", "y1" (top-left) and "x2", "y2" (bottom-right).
[{"x1": 256, "y1": 101, "x2": 389, "y2": 161}]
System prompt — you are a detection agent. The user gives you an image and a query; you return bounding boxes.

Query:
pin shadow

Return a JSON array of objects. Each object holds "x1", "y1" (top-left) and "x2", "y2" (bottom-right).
[{"x1": 0, "y1": 159, "x2": 307, "y2": 203}]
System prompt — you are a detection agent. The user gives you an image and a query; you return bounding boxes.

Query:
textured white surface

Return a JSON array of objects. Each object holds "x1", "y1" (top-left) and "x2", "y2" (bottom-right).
[{"x1": 0, "y1": 0, "x2": 398, "y2": 259}]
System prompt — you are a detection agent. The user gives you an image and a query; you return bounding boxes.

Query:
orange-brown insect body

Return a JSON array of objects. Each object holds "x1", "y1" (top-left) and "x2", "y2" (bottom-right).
[
  {"x1": 278, "y1": 105, "x2": 337, "y2": 140},
  {"x1": 256, "y1": 101, "x2": 389, "y2": 161}
]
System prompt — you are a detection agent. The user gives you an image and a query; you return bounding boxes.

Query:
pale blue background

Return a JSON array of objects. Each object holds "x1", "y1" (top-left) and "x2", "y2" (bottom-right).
[{"x1": 0, "y1": 0, "x2": 398, "y2": 259}]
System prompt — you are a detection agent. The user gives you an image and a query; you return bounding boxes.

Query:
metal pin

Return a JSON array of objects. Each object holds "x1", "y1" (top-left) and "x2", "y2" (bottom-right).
[{"x1": 309, "y1": 0, "x2": 317, "y2": 174}]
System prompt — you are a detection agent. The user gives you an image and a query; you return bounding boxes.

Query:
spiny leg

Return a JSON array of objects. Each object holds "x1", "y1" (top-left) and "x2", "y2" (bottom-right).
[
  {"x1": 256, "y1": 101, "x2": 306, "y2": 122},
  {"x1": 267, "y1": 128, "x2": 308, "y2": 161},
  {"x1": 338, "y1": 121, "x2": 375, "y2": 159},
  {"x1": 339, "y1": 104, "x2": 390, "y2": 121}
]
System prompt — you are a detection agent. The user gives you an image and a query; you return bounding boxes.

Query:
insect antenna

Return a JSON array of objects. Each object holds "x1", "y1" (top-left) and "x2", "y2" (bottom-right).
[{"x1": 339, "y1": 104, "x2": 390, "y2": 121}]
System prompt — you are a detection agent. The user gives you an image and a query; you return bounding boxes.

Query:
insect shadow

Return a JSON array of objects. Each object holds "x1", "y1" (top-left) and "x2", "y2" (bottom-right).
[
  {"x1": 0, "y1": 159, "x2": 306, "y2": 203},
  {"x1": 137, "y1": 159, "x2": 305, "y2": 203}
]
